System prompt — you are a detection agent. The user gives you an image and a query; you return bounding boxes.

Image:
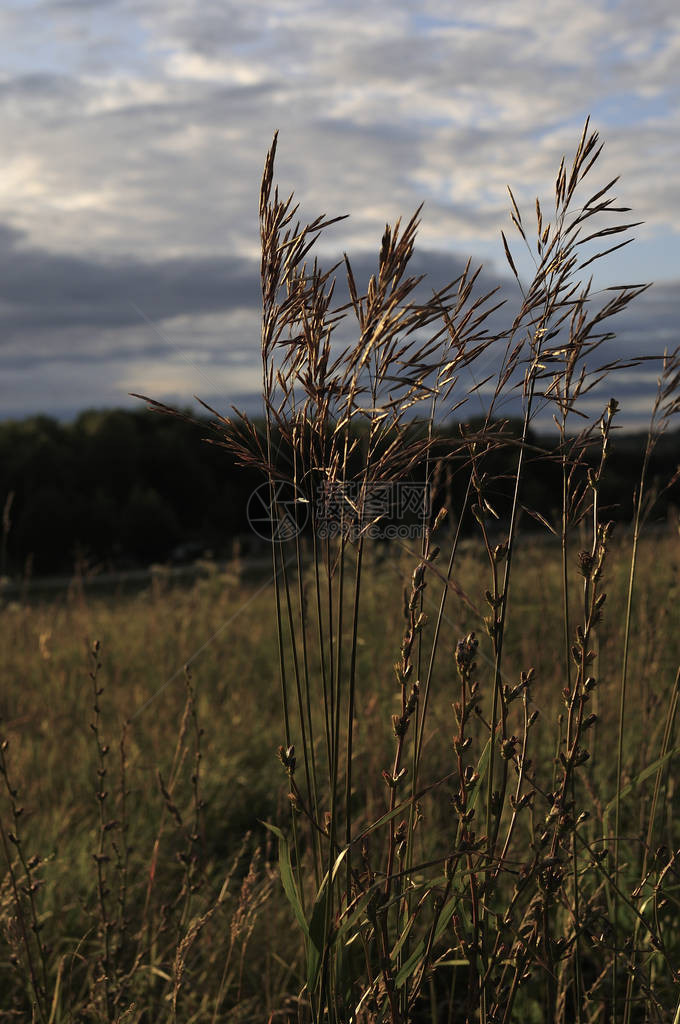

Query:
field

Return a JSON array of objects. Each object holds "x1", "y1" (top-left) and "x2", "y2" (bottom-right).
[{"x1": 1, "y1": 527, "x2": 679, "y2": 1021}]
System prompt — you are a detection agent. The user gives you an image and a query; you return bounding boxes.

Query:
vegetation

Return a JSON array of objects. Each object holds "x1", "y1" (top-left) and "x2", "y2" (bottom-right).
[
  {"x1": 0, "y1": 409, "x2": 261, "y2": 575},
  {"x1": 1, "y1": 122, "x2": 679, "y2": 1021},
  {"x1": 0, "y1": 412, "x2": 677, "y2": 578}
]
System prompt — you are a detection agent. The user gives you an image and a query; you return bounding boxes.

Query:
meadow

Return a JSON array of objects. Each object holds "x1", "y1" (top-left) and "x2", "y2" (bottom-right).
[
  {"x1": 2, "y1": 122, "x2": 680, "y2": 1022},
  {"x1": 1, "y1": 530, "x2": 678, "y2": 1022}
]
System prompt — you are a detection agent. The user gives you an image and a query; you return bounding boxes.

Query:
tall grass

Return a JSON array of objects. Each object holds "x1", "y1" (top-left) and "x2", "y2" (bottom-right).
[
  {"x1": 202, "y1": 121, "x2": 679, "y2": 1022},
  {"x1": 0, "y1": 121, "x2": 679, "y2": 1022}
]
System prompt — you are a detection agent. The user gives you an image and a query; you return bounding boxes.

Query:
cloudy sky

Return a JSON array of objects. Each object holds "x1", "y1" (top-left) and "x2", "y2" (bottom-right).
[{"x1": 1, "y1": 0, "x2": 678, "y2": 427}]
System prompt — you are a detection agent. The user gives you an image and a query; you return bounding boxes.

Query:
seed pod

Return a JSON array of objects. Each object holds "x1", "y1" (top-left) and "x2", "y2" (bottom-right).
[{"x1": 432, "y1": 507, "x2": 448, "y2": 532}]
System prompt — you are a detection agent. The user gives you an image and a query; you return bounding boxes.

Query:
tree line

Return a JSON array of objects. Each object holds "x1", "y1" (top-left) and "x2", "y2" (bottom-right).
[{"x1": 0, "y1": 408, "x2": 677, "y2": 576}]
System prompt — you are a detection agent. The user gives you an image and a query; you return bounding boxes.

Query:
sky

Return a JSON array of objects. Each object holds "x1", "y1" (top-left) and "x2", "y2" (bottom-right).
[{"x1": 0, "y1": 0, "x2": 679, "y2": 428}]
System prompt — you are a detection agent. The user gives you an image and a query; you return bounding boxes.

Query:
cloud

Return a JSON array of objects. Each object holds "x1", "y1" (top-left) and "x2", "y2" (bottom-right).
[
  {"x1": 0, "y1": 0, "x2": 678, "y2": 421},
  {"x1": 0, "y1": 222, "x2": 260, "y2": 335},
  {"x1": 2, "y1": 0, "x2": 678, "y2": 259},
  {"x1": 0, "y1": 210, "x2": 677, "y2": 430}
]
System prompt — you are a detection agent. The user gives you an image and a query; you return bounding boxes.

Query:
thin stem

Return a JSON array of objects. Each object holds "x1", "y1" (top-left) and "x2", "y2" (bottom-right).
[
  {"x1": 617, "y1": 438, "x2": 651, "y2": 1024},
  {"x1": 344, "y1": 535, "x2": 364, "y2": 903}
]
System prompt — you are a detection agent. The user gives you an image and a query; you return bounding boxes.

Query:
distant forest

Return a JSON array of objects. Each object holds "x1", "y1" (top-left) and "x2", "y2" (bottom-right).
[{"x1": 0, "y1": 408, "x2": 678, "y2": 576}]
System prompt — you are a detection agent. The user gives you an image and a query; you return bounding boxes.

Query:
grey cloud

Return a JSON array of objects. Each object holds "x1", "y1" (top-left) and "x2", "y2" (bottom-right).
[
  {"x1": 47, "y1": 0, "x2": 122, "y2": 10},
  {"x1": 158, "y1": 7, "x2": 272, "y2": 54},
  {"x1": 0, "y1": 0, "x2": 678, "y2": 423},
  {"x1": 0, "y1": 72, "x2": 83, "y2": 99},
  {"x1": 0, "y1": 220, "x2": 503, "y2": 351},
  {"x1": 2, "y1": 214, "x2": 677, "y2": 432},
  {"x1": 3, "y1": 1, "x2": 678, "y2": 260},
  {"x1": 1, "y1": 213, "x2": 676, "y2": 356},
  {"x1": 0, "y1": 224, "x2": 260, "y2": 336}
]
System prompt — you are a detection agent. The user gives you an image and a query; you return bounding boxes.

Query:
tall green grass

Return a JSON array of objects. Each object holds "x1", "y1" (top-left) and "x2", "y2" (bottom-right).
[{"x1": 1, "y1": 121, "x2": 679, "y2": 1022}]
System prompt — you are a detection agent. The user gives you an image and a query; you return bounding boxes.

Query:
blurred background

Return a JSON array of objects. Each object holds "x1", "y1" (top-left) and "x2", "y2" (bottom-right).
[{"x1": 1, "y1": 0, "x2": 679, "y2": 578}]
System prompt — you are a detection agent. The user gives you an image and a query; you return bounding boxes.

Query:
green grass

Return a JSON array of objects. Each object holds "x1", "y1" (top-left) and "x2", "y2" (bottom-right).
[{"x1": 0, "y1": 531, "x2": 678, "y2": 1020}]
